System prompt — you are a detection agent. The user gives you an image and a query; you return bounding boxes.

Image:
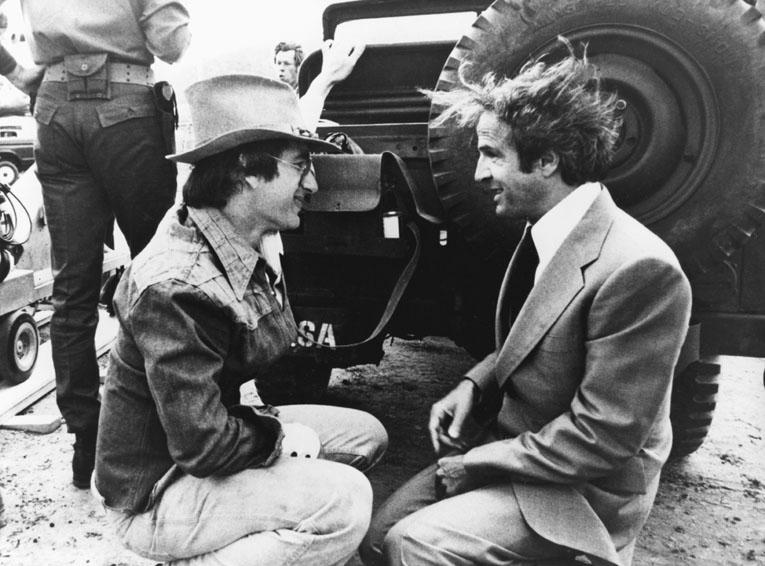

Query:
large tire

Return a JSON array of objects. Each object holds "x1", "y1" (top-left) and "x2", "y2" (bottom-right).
[
  {"x1": 256, "y1": 357, "x2": 333, "y2": 406},
  {"x1": 670, "y1": 360, "x2": 721, "y2": 458},
  {"x1": 429, "y1": 0, "x2": 765, "y2": 285},
  {"x1": 0, "y1": 310, "x2": 39, "y2": 385}
]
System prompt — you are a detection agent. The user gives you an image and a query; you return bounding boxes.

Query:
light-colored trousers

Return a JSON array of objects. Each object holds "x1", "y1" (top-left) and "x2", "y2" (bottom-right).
[
  {"x1": 360, "y1": 463, "x2": 574, "y2": 566},
  {"x1": 108, "y1": 405, "x2": 388, "y2": 566}
]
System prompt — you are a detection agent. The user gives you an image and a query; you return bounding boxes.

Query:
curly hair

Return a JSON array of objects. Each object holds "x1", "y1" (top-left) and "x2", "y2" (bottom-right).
[
  {"x1": 431, "y1": 38, "x2": 622, "y2": 186},
  {"x1": 274, "y1": 41, "x2": 304, "y2": 67}
]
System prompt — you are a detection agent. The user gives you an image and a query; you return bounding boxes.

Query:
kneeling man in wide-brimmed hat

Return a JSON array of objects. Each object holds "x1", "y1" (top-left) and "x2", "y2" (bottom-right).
[{"x1": 93, "y1": 75, "x2": 388, "y2": 566}]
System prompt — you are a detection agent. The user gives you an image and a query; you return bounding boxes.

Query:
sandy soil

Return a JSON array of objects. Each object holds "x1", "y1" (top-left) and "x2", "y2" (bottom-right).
[{"x1": 0, "y1": 337, "x2": 763, "y2": 565}]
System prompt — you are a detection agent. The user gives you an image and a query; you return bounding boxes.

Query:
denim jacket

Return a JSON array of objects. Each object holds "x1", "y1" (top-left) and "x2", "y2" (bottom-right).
[{"x1": 95, "y1": 205, "x2": 296, "y2": 513}]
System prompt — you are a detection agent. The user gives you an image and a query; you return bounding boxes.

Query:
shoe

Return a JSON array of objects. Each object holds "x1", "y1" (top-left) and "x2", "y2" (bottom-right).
[{"x1": 72, "y1": 429, "x2": 97, "y2": 489}]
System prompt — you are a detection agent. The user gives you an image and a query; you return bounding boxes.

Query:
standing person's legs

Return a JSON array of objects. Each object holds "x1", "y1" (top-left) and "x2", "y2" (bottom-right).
[
  {"x1": 113, "y1": 458, "x2": 374, "y2": 566},
  {"x1": 34, "y1": 86, "x2": 113, "y2": 487},
  {"x1": 35, "y1": 83, "x2": 176, "y2": 488},
  {"x1": 276, "y1": 404, "x2": 388, "y2": 472},
  {"x1": 360, "y1": 464, "x2": 571, "y2": 566},
  {"x1": 90, "y1": 84, "x2": 178, "y2": 257}
]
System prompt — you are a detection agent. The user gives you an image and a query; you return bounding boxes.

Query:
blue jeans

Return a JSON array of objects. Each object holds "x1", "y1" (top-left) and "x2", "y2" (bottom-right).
[
  {"x1": 105, "y1": 405, "x2": 388, "y2": 565},
  {"x1": 33, "y1": 80, "x2": 176, "y2": 433}
]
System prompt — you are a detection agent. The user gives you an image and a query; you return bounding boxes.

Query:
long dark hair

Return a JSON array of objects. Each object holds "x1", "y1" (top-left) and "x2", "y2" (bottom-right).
[{"x1": 182, "y1": 139, "x2": 292, "y2": 208}]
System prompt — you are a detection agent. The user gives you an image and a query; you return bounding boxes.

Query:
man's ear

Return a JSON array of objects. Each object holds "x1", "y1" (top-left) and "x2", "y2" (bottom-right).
[{"x1": 534, "y1": 151, "x2": 560, "y2": 178}]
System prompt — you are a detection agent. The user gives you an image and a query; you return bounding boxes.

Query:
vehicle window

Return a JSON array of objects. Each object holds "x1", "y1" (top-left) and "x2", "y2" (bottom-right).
[{"x1": 335, "y1": 12, "x2": 478, "y2": 44}]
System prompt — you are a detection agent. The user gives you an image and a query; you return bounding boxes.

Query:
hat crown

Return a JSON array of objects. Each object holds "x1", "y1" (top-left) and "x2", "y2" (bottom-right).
[
  {"x1": 186, "y1": 74, "x2": 305, "y2": 149},
  {"x1": 168, "y1": 73, "x2": 339, "y2": 162}
]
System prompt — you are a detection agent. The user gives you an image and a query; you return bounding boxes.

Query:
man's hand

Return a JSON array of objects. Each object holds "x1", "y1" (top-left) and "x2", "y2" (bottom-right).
[
  {"x1": 298, "y1": 39, "x2": 365, "y2": 131},
  {"x1": 5, "y1": 63, "x2": 44, "y2": 95},
  {"x1": 435, "y1": 454, "x2": 481, "y2": 498},
  {"x1": 429, "y1": 379, "x2": 483, "y2": 455},
  {"x1": 318, "y1": 39, "x2": 365, "y2": 87}
]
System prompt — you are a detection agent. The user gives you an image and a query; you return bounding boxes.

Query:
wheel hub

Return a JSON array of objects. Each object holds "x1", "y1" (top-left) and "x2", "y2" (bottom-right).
[
  {"x1": 14, "y1": 322, "x2": 36, "y2": 372},
  {"x1": 537, "y1": 25, "x2": 719, "y2": 223}
]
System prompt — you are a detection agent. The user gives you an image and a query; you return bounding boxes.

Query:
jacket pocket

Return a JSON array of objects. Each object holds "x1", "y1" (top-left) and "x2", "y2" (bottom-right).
[
  {"x1": 97, "y1": 93, "x2": 156, "y2": 128},
  {"x1": 241, "y1": 289, "x2": 275, "y2": 331}
]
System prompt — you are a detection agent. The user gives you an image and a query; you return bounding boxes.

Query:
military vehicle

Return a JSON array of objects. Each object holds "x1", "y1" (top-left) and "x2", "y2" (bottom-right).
[{"x1": 256, "y1": 0, "x2": 765, "y2": 458}]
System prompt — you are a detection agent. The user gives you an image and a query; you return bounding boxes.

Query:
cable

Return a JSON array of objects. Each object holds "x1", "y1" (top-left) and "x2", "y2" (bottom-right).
[{"x1": 0, "y1": 182, "x2": 31, "y2": 245}]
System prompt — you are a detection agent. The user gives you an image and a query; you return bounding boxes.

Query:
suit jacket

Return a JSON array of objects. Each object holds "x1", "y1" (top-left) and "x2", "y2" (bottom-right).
[{"x1": 462, "y1": 188, "x2": 692, "y2": 565}]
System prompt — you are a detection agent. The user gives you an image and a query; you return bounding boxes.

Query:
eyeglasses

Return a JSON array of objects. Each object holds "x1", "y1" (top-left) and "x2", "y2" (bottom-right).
[{"x1": 267, "y1": 154, "x2": 314, "y2": 182}]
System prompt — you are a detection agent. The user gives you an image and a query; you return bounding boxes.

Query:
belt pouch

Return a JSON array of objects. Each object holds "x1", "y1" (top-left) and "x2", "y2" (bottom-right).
[
  {"x1": 64, "y1": 53, "x2": 110, "y2": 100},
  {"x1": 153, "y1": 81, "x2": 178, "y2": 154}
]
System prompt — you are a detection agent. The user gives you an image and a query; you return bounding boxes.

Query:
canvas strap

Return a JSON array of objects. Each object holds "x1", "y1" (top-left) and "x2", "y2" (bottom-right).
[{"x1": 296, "y1": 219, "x2": 421, "y2": 349}]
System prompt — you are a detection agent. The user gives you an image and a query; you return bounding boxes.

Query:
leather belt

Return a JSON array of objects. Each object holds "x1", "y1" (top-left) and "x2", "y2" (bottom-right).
[{"x1": 43, "y1": 61, "x2": 154, "y2": 86}]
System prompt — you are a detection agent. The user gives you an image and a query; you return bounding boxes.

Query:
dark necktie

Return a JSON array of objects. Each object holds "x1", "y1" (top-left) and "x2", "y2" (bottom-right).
[{"x1": 507, "y1": 226, "x2": 539, "y2": 328}]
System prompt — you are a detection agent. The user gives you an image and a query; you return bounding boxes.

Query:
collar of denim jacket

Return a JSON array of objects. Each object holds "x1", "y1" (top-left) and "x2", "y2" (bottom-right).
[{"x1": 186, "y1": 205, "x2": 263, "y2": 301}]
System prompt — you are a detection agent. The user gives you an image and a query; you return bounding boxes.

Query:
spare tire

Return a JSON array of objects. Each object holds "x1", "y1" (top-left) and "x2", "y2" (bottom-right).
[{"x1": 428, "y1": 0, "x2": 765, "y2": 284}]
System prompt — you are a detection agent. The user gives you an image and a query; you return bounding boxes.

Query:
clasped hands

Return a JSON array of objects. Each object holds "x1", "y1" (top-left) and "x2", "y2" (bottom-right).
[{"x1": 429, "y1": 379, "x2": 487, "y2": 499}]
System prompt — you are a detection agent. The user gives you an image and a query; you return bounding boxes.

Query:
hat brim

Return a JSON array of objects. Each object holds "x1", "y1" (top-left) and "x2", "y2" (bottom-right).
[{"x1": 167, "y1": 128, "x2": 341, "y2": 163}]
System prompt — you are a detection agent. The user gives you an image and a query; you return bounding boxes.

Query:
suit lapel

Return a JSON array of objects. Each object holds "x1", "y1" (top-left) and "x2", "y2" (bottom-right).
[{"x1": 494, "y1": 188, "x2": 617, "y2": 391}]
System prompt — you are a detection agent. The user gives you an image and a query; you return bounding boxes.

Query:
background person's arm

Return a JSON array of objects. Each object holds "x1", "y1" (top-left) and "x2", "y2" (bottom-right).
[
  {"x1": 0, "y1": 44, "x2": 42, "y2": 94},
  {"x1": 140, "y1": 0, "x2": 192, "y2": 64},
  {"x1": 298, "y1": 39, "x2": 365, "y2": 131}
]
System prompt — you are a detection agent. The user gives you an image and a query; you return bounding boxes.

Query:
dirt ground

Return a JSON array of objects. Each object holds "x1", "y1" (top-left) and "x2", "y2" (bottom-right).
[{"x1": 0, "y1": 336, "x2": 763, "y2": 565}]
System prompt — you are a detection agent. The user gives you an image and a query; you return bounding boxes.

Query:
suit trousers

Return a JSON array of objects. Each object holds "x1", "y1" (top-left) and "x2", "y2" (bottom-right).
[
  {"x1": 360, "y1": 463, "x2": 574, "y2": 566},
  {"x1": 33, "y1": 80, "x2": 177, "y2": 433}
]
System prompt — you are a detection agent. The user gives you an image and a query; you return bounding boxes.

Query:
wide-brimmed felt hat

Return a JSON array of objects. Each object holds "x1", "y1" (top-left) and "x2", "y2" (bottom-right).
[{"x1": 167, "y1": 74, "x2": 340, "y2": 163}]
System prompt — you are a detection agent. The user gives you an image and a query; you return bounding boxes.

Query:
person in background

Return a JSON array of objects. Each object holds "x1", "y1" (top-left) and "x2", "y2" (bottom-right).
[
  {"x1": 273, "y1": 40, "x2": 303, "y2": 91},
  {"x1": 94, "y1": 73, "x2": 387, "y2": 566},
  {"x1": 361, "y1": 40, "x2": 692, "y2": 566},
  {"x1": 274, "y1": 38, "x2": 365, "y2": 122},
  {"x1": 261, "y1": 38, "x2": 365, "y2": 283},
  {"x1": 19, "y1": 0, "x2": 191, "y2": 489}
]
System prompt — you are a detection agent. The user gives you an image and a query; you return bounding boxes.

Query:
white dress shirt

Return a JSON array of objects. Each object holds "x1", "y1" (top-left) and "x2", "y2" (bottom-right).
[{"x1": 530, "y1": 182, "x2": 602, "y2": 282}]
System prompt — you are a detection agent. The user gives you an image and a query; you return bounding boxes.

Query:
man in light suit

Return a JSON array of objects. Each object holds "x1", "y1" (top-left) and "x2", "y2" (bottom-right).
[{"x1": 361, "y1": 42, "x2": 692, "y2": 566}]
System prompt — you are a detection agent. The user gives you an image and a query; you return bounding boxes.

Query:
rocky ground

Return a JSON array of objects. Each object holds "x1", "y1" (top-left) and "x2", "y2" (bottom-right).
[{"x1": 0, "y1": 336, "x2": 763, "y2": 565}]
